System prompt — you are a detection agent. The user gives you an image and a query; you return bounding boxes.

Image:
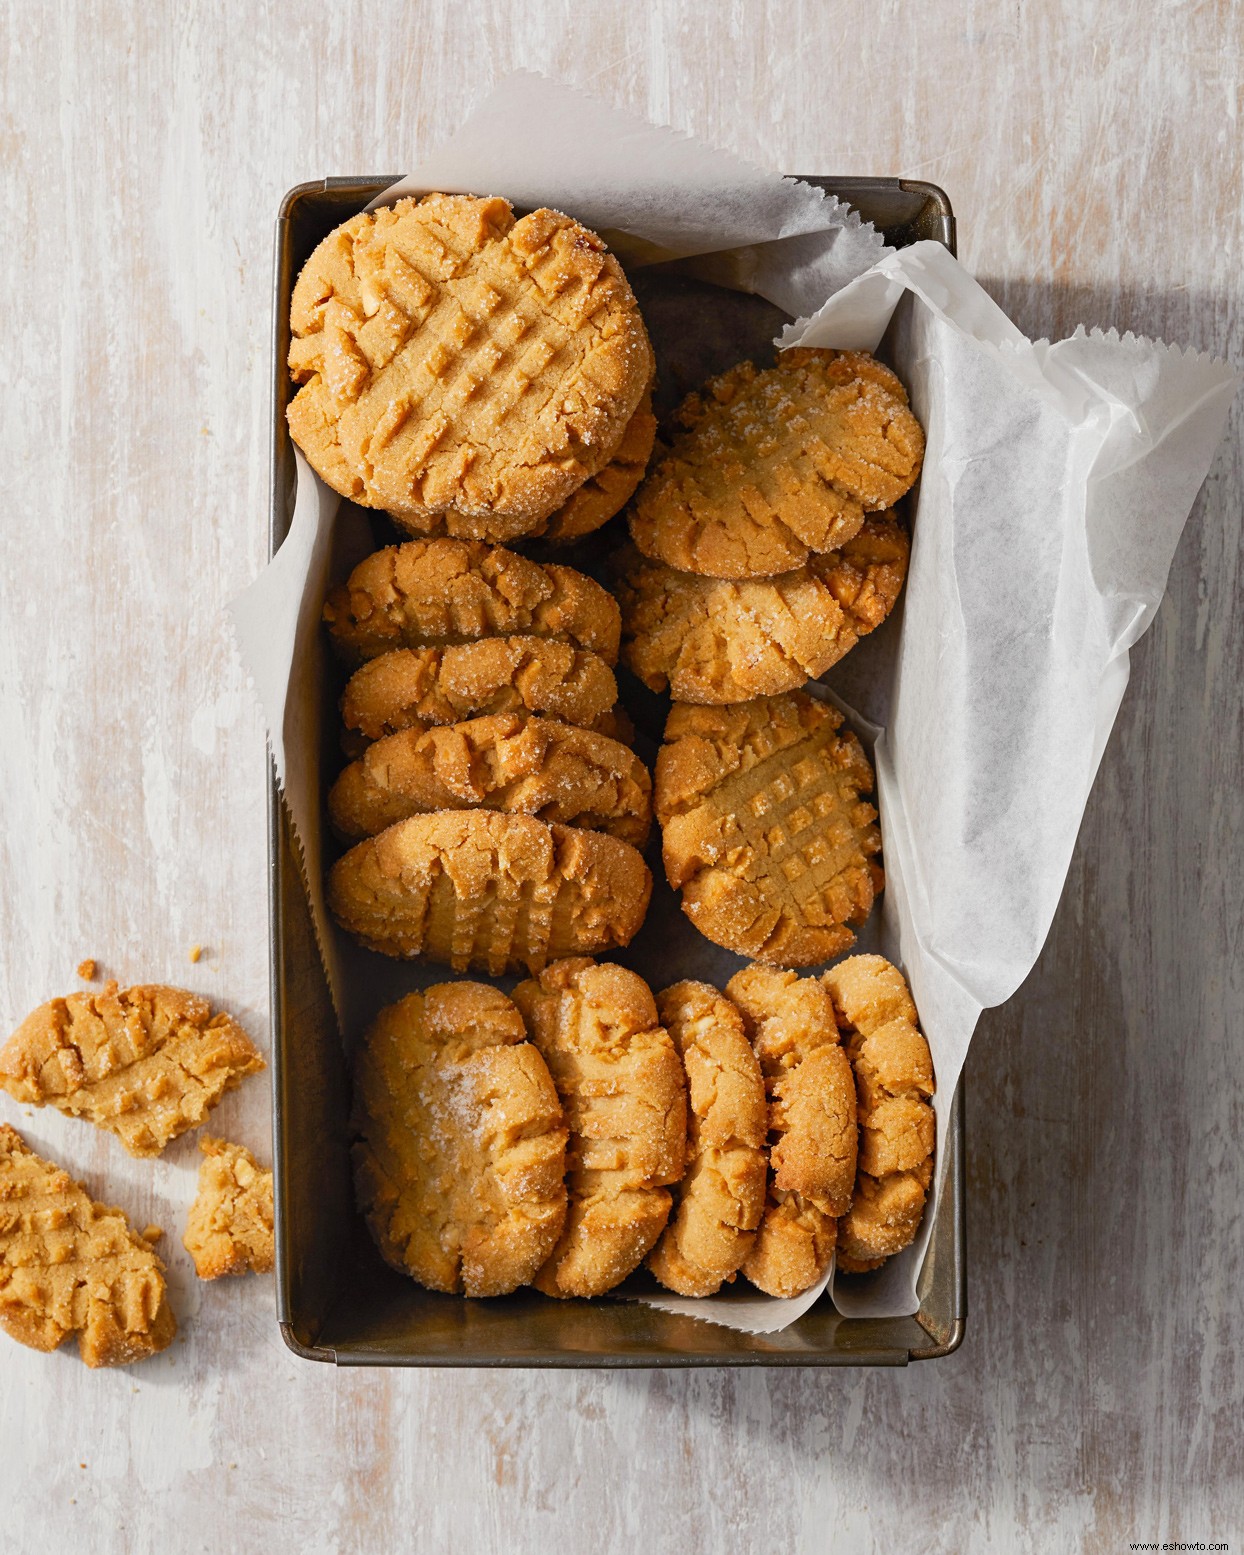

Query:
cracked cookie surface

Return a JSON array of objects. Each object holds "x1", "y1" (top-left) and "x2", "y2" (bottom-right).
[
  {"x1": 328, "y1": 713, "x2": 651, "y2": 847},
  {"x1": 656, "y1": 692, "x2": 881, "y2": 966},
  {"x1": 628, "y1": 349, "x2": 923, "y2": 578},
  {"x1": 325, "y1": 538, "x2": 620, "y2": 665},
  {"x1": 183, "y1": 1137, "x2": 275, "y2": 1279},
  {"x1": 646, "y1": 981, "x2": 767, "y2": 1298},
  {"x1": 0, "y1": 984, "x2": 265, "y2": 1157},
  {"x1": 514, "y1": 959, "x2": 686, "y2": 1298},
  {"x1": 287, "y1": 194, "x2": 653, "y2": 540},
  {"x1": 537, "y1": 386, "x2": 657, "y2": 542},
  {"x1": 352, "y1": 984, "x2": 568, "y2": 1297},
  {"x1": 341, "y1": 638, "x2": 619, "y2": 742},
  {"x1": 0, "y1": 1124, "x2": 176, "y2": 1366},
  {"x1": 726, "y1": 966, "x2": 856, "y2": 1298},
  {"x1": 822, "y1": 955, "x2": 935, "y2": 1272},
  {"x1": 616, "y1": 515, "x2": 909, "y2": 703},
  {"x1": 327, "y1": 810, "x2": 652, "y2": 975}
]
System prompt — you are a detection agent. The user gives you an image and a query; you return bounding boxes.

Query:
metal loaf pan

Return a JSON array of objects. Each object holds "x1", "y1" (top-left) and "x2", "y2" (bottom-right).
[{"x1": 269, "y1": 175, "x2": 965, "y2": 1367}]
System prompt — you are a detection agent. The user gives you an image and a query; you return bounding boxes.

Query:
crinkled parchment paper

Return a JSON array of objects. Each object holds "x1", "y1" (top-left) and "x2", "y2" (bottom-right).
[{"x1": 230, "y1": 74, "x2": 1237, "y2": 1333}]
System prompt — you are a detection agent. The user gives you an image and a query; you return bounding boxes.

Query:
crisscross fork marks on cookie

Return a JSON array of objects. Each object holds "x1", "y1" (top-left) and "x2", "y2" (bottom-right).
[
  {"x1": 657, "y1": 692, "x2": 881, "y2": 965},
  {"x1": 288, "y1": 196, "x2": 653, "y2": 536},
  {"x1": 616, "y1": 516, "x2": 909, "y2": 704},
  {"x1": 327, "y1": 812, "x2": 652, "y2": 975},
  {"x1": 0, "y1": 984, "x2": 266, "y2": 1158},
  {"x1": 721, "y1": 732, "x2": 878, "y2": 927},
  {"x1": 0, "y1": 1125, "x2": 176, "y2": 1367},
  {"x1": 323, "y1": 540, "x2": 622, "y2": 666}
]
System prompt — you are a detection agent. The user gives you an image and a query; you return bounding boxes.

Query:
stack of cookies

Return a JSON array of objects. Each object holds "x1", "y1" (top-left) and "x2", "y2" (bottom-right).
[
  {"x1": 286, "y1": 193, "x2": 656, "y2": 546},
  {"x1": 322, "y1": 537, "x2": 654, "y2": 974},
  {"x1": 286, "y1": 192, "x2": 667, "y2": 977},
  {"x1": 351, "y1": 953, "x2": 934, "y2": 1303},
  {"x1": 613, "y1": 347, "x2": 925, "y2": 966}
]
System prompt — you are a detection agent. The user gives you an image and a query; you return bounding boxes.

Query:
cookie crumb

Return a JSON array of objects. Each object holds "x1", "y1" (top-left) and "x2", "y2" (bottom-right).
[
  {"x1": 76, "y1": 959, "x2": 97, "y2": 980},
  {"x1": 142, "y1": 1225, "x2": 163, "y2": 1245},
  {"x1": 188, "y1": 944, "x2": 203, "y2": 963}
]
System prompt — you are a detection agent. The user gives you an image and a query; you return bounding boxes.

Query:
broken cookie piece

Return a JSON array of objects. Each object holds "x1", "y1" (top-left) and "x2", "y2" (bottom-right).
[
  {"x1": 0, "y1": 982, "x2": 265, "y2": 1157},
  {"x1": 0, "y1": 1124, "x2": 176, "y2": 1367},
  {"x1": 183, "y1": 1137, "x2": 275, "y2": 1279}
]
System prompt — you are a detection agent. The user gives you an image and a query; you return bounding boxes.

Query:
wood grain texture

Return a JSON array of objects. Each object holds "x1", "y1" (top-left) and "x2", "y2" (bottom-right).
[{"x1": 0, "y1": 1, "x2": 1240, "y2": 1550}]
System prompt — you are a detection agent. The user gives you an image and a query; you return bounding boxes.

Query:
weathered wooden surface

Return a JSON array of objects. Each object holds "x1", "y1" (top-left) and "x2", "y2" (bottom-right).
[{"x1": 0, "y1": 2, "x2": 1240, "y2": 1550}]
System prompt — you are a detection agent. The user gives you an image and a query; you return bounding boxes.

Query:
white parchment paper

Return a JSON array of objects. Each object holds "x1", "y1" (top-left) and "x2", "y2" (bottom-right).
[{"x1": 230, "y1": 75, "x2": 1237, "y2": 1333}]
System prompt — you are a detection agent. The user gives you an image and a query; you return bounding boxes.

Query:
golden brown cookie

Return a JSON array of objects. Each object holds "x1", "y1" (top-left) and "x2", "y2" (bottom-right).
[
  {"x1": 739, "y1": 1188, "x2": 837, "y2": 1300},
  {"x1": 645, "y1": 982, "x2": 767, "y2": 1297},
  {"x1": 328, "y1": 714, "x2": 652, "y2": 847},
  {"x1": 537, "y1": 388, "x2": 657, "y2": 542},
  {"x1": 0, "y1": 1125, "x2": 176, "y2": 1367},
  {"x1": 656, "y1": 692, "x2": 882, "y2": 966},
  {"x1": 324, "y1": 539, "x2": 621, "y2": 665},
  {"x1": 514, "y1": 959, "x2": 686, "y2": 1298},
  {"x1": 821, "y1": 955, "x2": 935, "y2": 1272},
  {"x1": 616, "y1": 515, "x2": 909, "y2": 703},
  {"x1": 726, "y1": 966, "x2": 857, "y2": 1211},
  {"x1": 0, "y1": 984, "x2": 265, "y2": 1158},
  {"x1": 340, "y1": 638, "x2": 620, "y2": 742},
  {"x1": 182, "y1": 1138, "x2": 275, "y2": 1280},
  {"x1": 287, "y1": 194, "x2": 653, "y2": 539},
  {"x1": 327, "y1": 810, "x2": 652, "y2": 975},
  {"x1": 352, "y1": 983, "x2": 567, "y2": 1296},
  {"x1": 628, "y1": 349, "x2": 923, "y2": 578},
  {"x1": 726, "y1": 965, "x2": 855, "y2": 1299}
]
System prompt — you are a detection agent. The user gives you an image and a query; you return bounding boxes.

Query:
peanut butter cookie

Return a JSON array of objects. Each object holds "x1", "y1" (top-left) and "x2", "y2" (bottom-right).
[
  {"x1": 656, "y1": 692, "x2": 882, "y2": 966},
  {"x1": 327, "y1": 810, "x2": 652, "y2": 975},
  {"x1": 821, "y1": 955, "x2": 935, "y2": 1272},
  {"x1": 739, "y1": 1188, "x2": 838, "y2": 1300},
  {"x1": 0, "y1": 984, "x2": 265, "y2": 1158},
  {"x1": 514, "y1": 959, "x2": 686, "y2": 1298},
  {"x1": 726, "y1": 966, "x2": 855, "y2": 1299},
  {"x1": 287, "y1": 194, "x2": 653, "y2": 539},
  {"x1": 324, "y1": 539, "x2": 621, "y2": 665},
  {"x1": 340, "y1": 638, "x2": 620, "y2": 742},
  {"x1": 616, "y1": 515, "x2": 909, "y2": 703},
  {"x1": 183, "y1": 1138, "x2": 275, "y2": 1279},
  {"x1": 328, "y1": 714, "x2": 652, "y2": 847},
  {"x1": 628, "y1": 349, "x2": 923, "y2": 578},
  {"x1": 352, "y1": 984, "x2": 567, "y2": 1296},
  {"x1": 0, "y1": 1125, "x2": 176, "y2": 1366},
  {"x1": 645, "y1": 982, "x2": 767, "y2": 1297}
]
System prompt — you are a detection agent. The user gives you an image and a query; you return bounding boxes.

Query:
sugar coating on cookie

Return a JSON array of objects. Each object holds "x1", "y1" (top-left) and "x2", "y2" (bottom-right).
[
  {"x1": 327, "y1": 811, "x2": 652, "y2": 975},
  {"x1": 341, "y1": 639, "x2": 620, "y2": 742},
  {"x1": 627, "y1": 349, "x2": 923, "y2": 579},
  {"x1": 287, "y1": 194, "x2": 653, "y2": 540},
  {"x1": 726, "y1": 966, "x2": 857, "y2": 1214},
  {"x1": 656, "y1": 692, "x2": 881, "y2": 966},
  {"x1": 324, "y1": 539, "x2": 621, "y2": 666},
  {"x1": 352, "y1": 983, "x2": 568, "y2": 1297},
  {"x1": 822, "y1": 955, "x2": 935, "y2": 1271},
  {"x1": 514, "y1": 959, "x2": 687, "y2": 1298},
  {"x1": 0, "y1": 1125, "x2": 176, "y2": 1367},
  {"x1": 328, "y1": 713, "x2": 652, "y2": 848},
  {"x1": 645, "y1": 982, "x2": 767, "y2": 1298},
  {"x1": 538, "y1": 387, "x2": 657, "y2": 542},
  {"x1": 616, "y1": 516, "x2": 909, "y2": 704},
  {"x1": 0, "y1": 983, "x2": 265, "y2": 1158},
  {"x1": 740, "y1": 1187, "x2": 838, "y2": 1300},
  {"x1": 183, "y1": 1137, "x2": 275, "y2": 1280}
]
